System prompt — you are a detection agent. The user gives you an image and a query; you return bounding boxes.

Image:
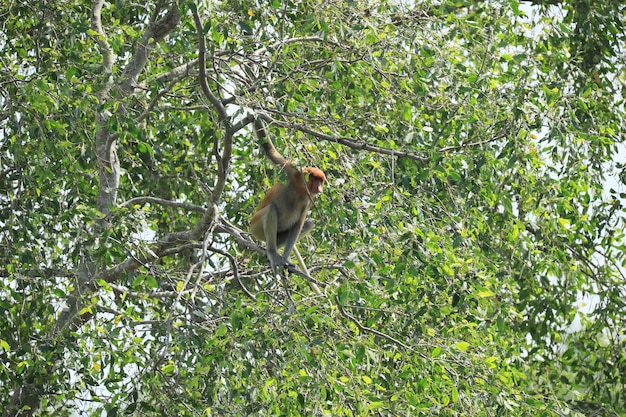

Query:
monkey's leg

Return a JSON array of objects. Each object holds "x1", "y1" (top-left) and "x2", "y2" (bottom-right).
[
  {"x1": 276, "y1": 219, "x2": 314, "y2": 247},
  {"x1": 261, "y1": 205, "x2": 282, "y2": 273}
]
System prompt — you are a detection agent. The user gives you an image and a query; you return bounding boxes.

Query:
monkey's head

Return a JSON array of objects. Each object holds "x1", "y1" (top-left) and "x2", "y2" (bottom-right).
[{"x1": 304, "y1": 167, "x2": 326, "y2": 196}]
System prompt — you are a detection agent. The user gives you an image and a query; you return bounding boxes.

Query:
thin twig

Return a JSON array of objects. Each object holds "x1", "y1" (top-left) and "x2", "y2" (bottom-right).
[
  {"x1": 335, "y1": 295, "x2": 414, "y2": 351},
  {"x1": 208, "y1": 246, "x2": 256, "y2": 301},
  {"x1": 119, "y1": 196, "x2": 206, "y2": 212},
  {"x1": 260, "y1": 116, "x2": 430, "y2": 164}
]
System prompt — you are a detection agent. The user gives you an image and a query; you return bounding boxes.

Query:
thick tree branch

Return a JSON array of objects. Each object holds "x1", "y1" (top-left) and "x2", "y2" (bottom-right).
[
  {"x1": 192, "y1": 7, "x2": 228, "y2": 125},
  {"x1": 56, "y1": 214, "x2": 256, "y2": 326},
  {"x1": 150, "y1": 58, "x2": 199, "y2": 85},
  {"x1": 120, "y1": 2, "x2": 180, "y2": 94},
  {"x1": 192, "y1": 7, "x2": 256, "y2": 207},
  {"x1": 151, "y1": 3, "x2": 182, "y2": 42},
  {"x1": 91, "y1": 0, "x2": 119, "y2": 216},
  {"x1": 90, "y1": 0, "x2": 114, "y2": 99}
]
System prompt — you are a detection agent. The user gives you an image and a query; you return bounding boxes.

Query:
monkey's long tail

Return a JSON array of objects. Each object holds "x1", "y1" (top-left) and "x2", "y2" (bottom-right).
[{"x1": 293, "y1": 245, "x2": 323, "y2": 296}]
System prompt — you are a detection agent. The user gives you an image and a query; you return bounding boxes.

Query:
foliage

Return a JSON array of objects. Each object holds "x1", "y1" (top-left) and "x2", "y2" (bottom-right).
[{"x1": 1, "y1": 0, "x2": 625, "y2": 415}]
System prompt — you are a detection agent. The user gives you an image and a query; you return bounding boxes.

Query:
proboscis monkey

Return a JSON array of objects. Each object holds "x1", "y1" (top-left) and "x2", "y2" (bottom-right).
[{"x1": 250, "y1": 118, "x2": 325, "y2": 295}]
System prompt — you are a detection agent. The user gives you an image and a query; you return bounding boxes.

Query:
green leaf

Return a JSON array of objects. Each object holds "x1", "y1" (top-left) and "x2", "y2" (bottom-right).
[
  {"x1": 477, "y1": 289, "x2": 495, "y2": 298},
  {"x1": 215, "y1": 324, "x2": 228, "y2": 337},
  {"x1": 455, "y1": 341, "x2": 470, "y2": 351},
  {"x1": 0, "y1": 339, "x2": 10, "y2": 352}
]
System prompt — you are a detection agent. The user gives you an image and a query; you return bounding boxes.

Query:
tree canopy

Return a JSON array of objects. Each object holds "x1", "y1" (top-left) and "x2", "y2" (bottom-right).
[{"x1": 1, "y1": 0, "x2": 625, "y2": 415}]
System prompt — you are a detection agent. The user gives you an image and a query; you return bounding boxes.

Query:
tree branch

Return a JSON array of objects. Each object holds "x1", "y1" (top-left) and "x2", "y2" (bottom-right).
[
  {"x1": 207, "y1": 246, "x2": 256, "y2": 301},
  {"x1": 90, "y1": 0, "x2": 114, "y2": 99},
  {"x1": 438, "y1": 131, "x2": 507, "y2": 152},
  {"x1": 335, "y1": 295, "x2": 415, "y2": 352},
  {"x1": 151, "y1": 59, "x2": 199, "y2": 85},
  {"x1": 90, "y1": 0, "x2": 119, "y2": 216},
  {"x1": 258, "y1": 114, "x2": 431, "y2": 164},
  {"x1": 120, "y1": 2, "x2": 180, "y2": 94},
  {"x1": 192, "y1": 7, "x2": 256, "y2": 206},
  {"x1": 119, "y1": 196, "x2": 206, "y2": 213},
  {"x1": 151, "y1": 2, "x2": 181, "y2": 43},
  {"x1": 192, "y1": 6, "x2": 228, "y2": 125}
]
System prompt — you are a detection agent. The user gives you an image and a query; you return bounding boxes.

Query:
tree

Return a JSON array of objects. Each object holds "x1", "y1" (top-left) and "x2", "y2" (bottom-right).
[{"x1": 1, "y1": 0, "x2": 625, "y2": 415}]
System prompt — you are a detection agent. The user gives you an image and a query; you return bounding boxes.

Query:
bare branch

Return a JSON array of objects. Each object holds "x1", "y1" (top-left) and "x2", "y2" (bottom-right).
[
  {"x1": 109, "y1": 283, "x2": 193, "y2": 299},
  {"x1": 438, "y1": 131, "x2": 507, "y2": 152},
  {"x1": 335, "y1": 295, "x2": 416, "y2": 352},
  {"x1": 192, "y1": 7, "x2": 256, "y2": 206},
  {"x1": 228, "y1": 113, "x2": 256, "y2": 135},
  {"x1": 259, "y1": 115, "x2": 430, "y2": 164},
  {"x1": 261, "y1": 113, "x2": 503, "y2": 162},
  {"x1": 91, "y1": 0, "x2": 120, "y2": 216},
  {"x1": 207, "y1": 246, "x2": 256, "y2": 300},
  {"x1": 254, "y1": 36, "x2": 332, "y2": 56},
  {"x1": 150, "y1": 58, "x2": 199, "y2": 85},
  {"x1": 136, "y1": 77, "x2": 187, "y2": 123},
  {"x1": 119, "y1": 196, "x2": 206, "y2": 213}
]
